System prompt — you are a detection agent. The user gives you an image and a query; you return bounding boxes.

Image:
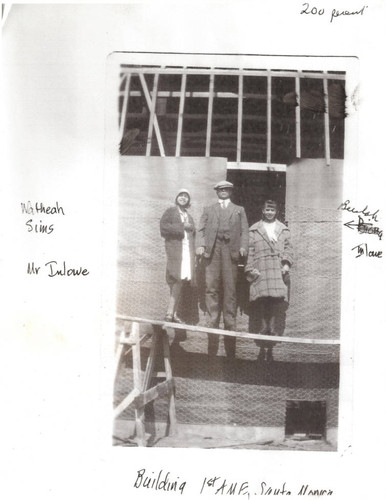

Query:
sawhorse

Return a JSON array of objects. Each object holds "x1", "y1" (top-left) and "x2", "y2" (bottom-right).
[{"x1": 114, "y1": 321, "x2": 177, "y2": 446}]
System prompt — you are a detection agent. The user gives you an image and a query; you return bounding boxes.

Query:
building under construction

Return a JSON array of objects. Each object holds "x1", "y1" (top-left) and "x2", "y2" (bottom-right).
[{"x1": 113, "y1": 57, "x2": 345, "y2": 450}]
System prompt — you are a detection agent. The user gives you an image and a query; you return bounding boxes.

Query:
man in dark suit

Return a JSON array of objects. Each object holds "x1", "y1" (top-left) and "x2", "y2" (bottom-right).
[{"x1": 196, "y1": 180, "x2": 249, "y2": 358}]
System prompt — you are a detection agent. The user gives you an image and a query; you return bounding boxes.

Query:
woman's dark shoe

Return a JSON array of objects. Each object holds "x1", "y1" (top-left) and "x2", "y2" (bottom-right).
[{"x1": 172, "y1": 314, "x2": 183, "y2": 324}]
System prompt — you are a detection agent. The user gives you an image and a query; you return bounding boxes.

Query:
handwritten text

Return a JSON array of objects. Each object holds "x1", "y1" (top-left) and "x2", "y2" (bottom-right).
[
  {"x1": 133, "y1": 469, "x2": 186, "y2": 495},
  {"x1": 21, "y1": 201, "x2": 66, "y2": 235},
  {"x1": 351, "y1": 243, "x2": 382, "y2": 259},
  {"x1": 338, "y1": 200, "x2": 379, "y2": 222},
  {"x1": 300, "y1": 4, "x2": 368, "y2": 23},
  {"x1": 27, "y1": 261, "x2": 90, "y2": 277}
]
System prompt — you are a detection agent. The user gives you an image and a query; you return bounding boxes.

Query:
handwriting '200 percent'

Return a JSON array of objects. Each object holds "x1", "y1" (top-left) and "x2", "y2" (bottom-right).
[{"x1": 300, "y1": 3, "x2": 368, "y2": 22}]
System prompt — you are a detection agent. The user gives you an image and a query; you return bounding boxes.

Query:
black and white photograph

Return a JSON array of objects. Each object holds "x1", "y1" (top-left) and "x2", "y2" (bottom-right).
[
  {"x1": 2, "y1": 4, "x2": 385, "y2": 500},
  {"x1": 112, "y1": 53, "x2": 353, "y2": 451}
]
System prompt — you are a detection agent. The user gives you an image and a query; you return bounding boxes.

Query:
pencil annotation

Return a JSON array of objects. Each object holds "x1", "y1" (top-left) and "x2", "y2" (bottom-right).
[{"x1": 21, "y1": 201, "x2": 66, "y2": 234}]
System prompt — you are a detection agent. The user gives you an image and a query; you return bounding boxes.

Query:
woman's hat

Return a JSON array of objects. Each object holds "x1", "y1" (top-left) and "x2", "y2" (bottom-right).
[{"x1": 176, "y1": 188, "x2": 190, "y2": 197}]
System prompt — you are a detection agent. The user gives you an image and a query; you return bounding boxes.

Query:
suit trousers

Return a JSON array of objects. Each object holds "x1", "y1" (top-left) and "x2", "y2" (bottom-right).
[{"x1": 205, "y1": 238, "x2": 238, "y2": 357}]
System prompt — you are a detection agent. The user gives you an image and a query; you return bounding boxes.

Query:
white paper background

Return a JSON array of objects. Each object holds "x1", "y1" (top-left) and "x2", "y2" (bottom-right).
[{"x1": 1, "y1": 2, "x2": 385, "y2": 499}]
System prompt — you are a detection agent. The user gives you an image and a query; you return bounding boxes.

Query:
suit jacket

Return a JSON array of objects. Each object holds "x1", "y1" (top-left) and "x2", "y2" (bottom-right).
[
  {"x1": 196, "y1": 201, "x2": 249, "y2": 260},
  {"x1": 160, "y1": 206, "x2": 196, "y2": 283}
]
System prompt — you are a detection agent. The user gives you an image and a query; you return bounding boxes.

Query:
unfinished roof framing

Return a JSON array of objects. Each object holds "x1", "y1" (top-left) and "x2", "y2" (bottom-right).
[{"x1": 119, "y1": 66, "x2": 345, "y2": 168}]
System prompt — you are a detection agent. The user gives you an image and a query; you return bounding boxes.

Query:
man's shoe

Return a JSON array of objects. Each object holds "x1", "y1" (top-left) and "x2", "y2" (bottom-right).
[
  {"x1": 224, "y1": 335, "x2": 236, "y2": 359},
  {"x1": 266, "y1": 349, "x2": 274, "y2": 363},
  {"x1": 257, "y1": 349, "x2": 266, "y2": 362},
  {"x1": 172, "y1": 314, "x2": 183, "y2": 324}
]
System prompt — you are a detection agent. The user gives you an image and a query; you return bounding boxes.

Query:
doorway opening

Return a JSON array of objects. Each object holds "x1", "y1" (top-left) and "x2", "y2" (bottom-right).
[{"x1": 227, "y1": 169, "x2": 286, "y2": 227}]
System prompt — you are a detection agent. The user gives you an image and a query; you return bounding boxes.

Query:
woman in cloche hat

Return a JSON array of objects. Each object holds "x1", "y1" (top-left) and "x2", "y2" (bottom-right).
[{"x1": 160, "y1": 189, "x2": 196, "y2": 323}]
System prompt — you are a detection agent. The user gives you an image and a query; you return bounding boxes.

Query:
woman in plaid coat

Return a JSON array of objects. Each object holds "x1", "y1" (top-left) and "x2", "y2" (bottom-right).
[{"x1": 245, "y1": 200, "x2": 294, "y2": 362}]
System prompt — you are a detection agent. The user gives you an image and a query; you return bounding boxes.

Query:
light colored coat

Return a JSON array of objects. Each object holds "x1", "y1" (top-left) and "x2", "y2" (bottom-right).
[{"x1": 245, "y1": 220, "x2": 294, "y2": 302}]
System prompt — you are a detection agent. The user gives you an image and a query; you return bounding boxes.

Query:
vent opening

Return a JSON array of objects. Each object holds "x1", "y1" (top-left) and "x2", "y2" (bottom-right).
[{"x1": 285, "y1": 400, "x2": 326, "y2": 439}]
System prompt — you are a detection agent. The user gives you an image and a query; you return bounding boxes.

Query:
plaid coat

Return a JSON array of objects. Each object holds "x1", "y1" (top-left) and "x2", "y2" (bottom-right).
[{"x1": 245, "y1": 220, "x2": 294, "y2": 303}]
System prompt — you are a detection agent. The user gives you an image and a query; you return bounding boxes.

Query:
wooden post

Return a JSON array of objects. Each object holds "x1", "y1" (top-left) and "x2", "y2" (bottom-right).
[
  {"x1": 266, "y1": 70, "x2": 272, "y2": 165},
  {"x1": 176, "y1": 71, "x2": 187, "y2": 157},
  {"x1": 237, "y1": 74, "x2": 243, "y2": 165},
  {"x1": 295, "y1": 72, "x2": 301, "y2": 158},
  {"x1": 119, "y1": 74, "x2": 131, "y2": 142},
  {"x1": 138, "y1": 73, "x2": 165, "y2": 157},
  {"x1": 114, "y1": 320, "x2": 180, "y2": 445},
  {"x1": 142, "y1": 328, "x2": 159, "y2": 391},
  {"x1": 162, "y1": 333, "x2": 178, "y2": 435},
  {"x1": 131, "y1": 322, "x2": 146, "y2": 445},
  {"x1": 205, "y1": 73, "x2": 215, "y2": 157},
  {"x1": 145, "y1": 73, "x2": 160, "y2": 157},
  {"x1": 114, "y1": 329, "x2": 126, "y2": 382},
  {"x1": 323, "y1": 72, "x2": 331, "y2": 166}
]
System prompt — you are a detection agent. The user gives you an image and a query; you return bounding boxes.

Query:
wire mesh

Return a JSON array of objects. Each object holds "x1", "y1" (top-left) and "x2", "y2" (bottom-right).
[
  {"x1": 114, "y1": 331, "x2": 339, "y2": 428},
  {"x1": 114, "y1": 158, "x2": 342, "y2": 435}
]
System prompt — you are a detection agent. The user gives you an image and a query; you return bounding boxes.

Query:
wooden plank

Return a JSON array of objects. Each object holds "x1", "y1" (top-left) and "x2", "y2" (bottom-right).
[
  {"x1": 113, "y1": 388, "x2": 140, "y2": 419},
  {"x1": 266, "y1": 70, "x2": 272, "y2": 165},
  {"x1": 126, "y1": 319, "x2": 139, "y2": 345},
  {"x1": 116, "y1": 315, "x2": 340, "y2": 345},
  {"x1": 138, "y1": 73, "x2": 165, "y2": 157},
  {"x1": 131, "y1": 322, "x2": 146, "y2": 445},
  {"x1": 163, "y1": 334, "x2": 174, "y2": 382},
  {"x1": 114, "y1": 329, "x2": 126, "y2": 381},
  {"x1": 133, "y1": 379, "x2": 175, "y2": 409},
  {"x1": 119, "y1": 109, "x2": 318, "y2": 124},
  {"x1": 295, "y1": 72, "x2": 301, "y2": 158},
  {"x1": 205, "y1": 73, "x2": 215, "y2": 157},
  {"x1": 227, "y1": 162, "x2": 286, "y2": 171},
  {"x1": 237, "y1": 74, "x2": 243, "y2": 164},
  {"x1": 162, "y1": 334, "x2": 178, "y2": 435},
  {"x1": 121, "y1": 90, "x2": 277, "y2": 99},
  {"x1": 142, "y1": 330, "x2": 159, "y2": 391},
  {"x1": 122, "y1": 67, "x2": 345, "y2": 80},
  {"x1": 323, "y1": 71, "x2": 331, "y2": 166},
  {"x1": 131, "y1": 322, "x2": 142, "y2": 390},
  {"x1": 145, "y1": 73, "x2": 160, "y2": 156},
  {"x1": 114, "y1": 380, "x2": 175, "y2": 416},
  {"x1": 119, "y1": 74, "x2": 131, "y2": 142},
  {"x1": 120, "y1": 333, "x2": 150, "y2": 349},
  {"x1": 175, "y1": 72, "x2": 187, "y2": 156}
]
